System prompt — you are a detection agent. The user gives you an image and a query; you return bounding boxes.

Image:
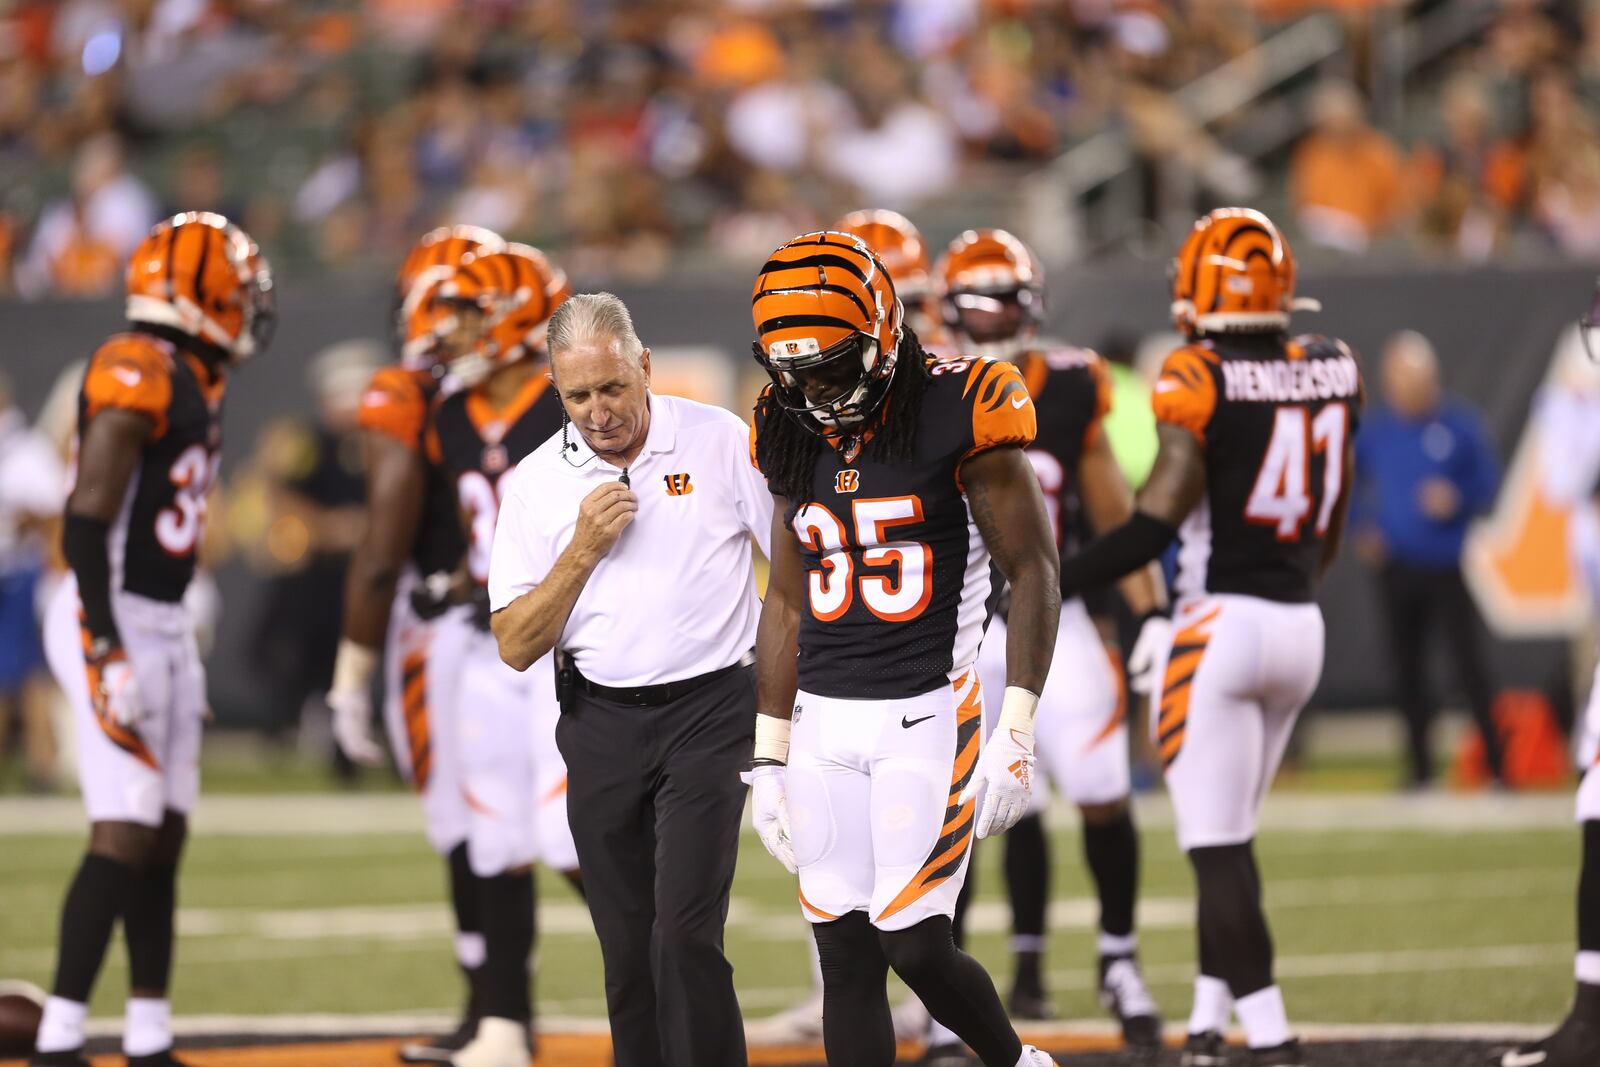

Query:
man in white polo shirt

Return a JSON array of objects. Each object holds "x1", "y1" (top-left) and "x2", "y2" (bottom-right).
[{"x1": 487, "y1": 292, "x2": 771, "y2": 1067}]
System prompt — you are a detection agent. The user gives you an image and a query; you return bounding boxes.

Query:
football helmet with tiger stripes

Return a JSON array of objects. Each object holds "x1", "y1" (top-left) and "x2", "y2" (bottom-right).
[
  {"x1": 751, "y1": 230, "x2": 904, "y2": 435},
  {"x1": 125, "y1": 212, "x2": 274, "y2": 362},
  {"x1": 432, "y1": 243, "x2": 569, "y2": 389},
  {"x1": 1170, "y1": 207, "x2": 1318, "y2": 338}
]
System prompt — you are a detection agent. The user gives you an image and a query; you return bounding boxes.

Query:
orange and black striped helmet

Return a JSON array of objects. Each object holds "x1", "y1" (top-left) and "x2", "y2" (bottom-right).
[
  {"x1": 833, "y1": 209, "x2": 931, "y2": 303},
  {"x1": 432, "y1": 243, "x2": 569, "y2": 389},
  {"x1": 125, "y1": 212, "x2": 274, "y2": 362},
  {"x1": 393, "y1": 225, "x2": 504, "y2": 367},
  {"x1": 751, "y1": 230, "x2": 903, "y2": 434},
  {"x1": 1170, "y1": 208, "x2": 1312, "y2": 337},
  {"x1": 934, "y1": 228, "x2": 1044, "y2": 360}
]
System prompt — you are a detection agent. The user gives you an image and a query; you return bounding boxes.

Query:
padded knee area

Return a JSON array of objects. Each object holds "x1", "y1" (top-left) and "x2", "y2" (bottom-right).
[{"x1": 878, "y1": 915, "x2": 957, "y2": 986}]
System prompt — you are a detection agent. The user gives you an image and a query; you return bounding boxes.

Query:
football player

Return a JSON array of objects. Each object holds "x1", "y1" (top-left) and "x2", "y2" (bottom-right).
[
  {"x1": 326, "y1": 224, "x2": 501, "y2": 1063},
  {"x1": 1054, "y1": 208, "x2": 1360, "y2": 1067},
  {"x1": 936, "y1": 228, "x2": 1166, "y2": 1048},
  {"x1": 421, "y1": 245, "x2": 578, "y2": 1067},
  {"x1": 746, "y1": 230, "x2": 1062, "y2": 1067},
  {"x1": 834, "y1": 210, "x2": 943, "y2": 344},
  {"x1": 34, "y1": 213, "x2": 274, "y2": 1067},
  {"x1": 1495, "y1": 287, "x2": 1600, "y2": 1067}
]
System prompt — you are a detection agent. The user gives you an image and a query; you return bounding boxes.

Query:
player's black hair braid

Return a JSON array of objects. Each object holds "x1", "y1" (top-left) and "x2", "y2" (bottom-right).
[{"x1": 755, "y1": 325, "x2": 934, "y2": 509}]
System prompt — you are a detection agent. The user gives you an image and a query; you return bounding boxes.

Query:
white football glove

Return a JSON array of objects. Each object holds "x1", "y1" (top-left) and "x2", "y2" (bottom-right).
[
  {"x1": 94, "y1": 655, "x2": 145, "y2": 729},
  {"x1": 328, "y1": 687, "x2": 385, "y2": 767},
  {"x1": 329, "y1": 640, "x2": 384, "y2": 766},
  {"x1": 959, "y1": 686, "x2": 1038, "y2": 839},
  {"x1": 749, "y1": 765, "x2": 796, "y2": 873},
  {"x1": 1127, "y1": 613, "x2": 1173, "y2": 697}
]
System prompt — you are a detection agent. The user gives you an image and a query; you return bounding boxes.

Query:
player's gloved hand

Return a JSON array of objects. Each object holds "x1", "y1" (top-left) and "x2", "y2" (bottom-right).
[
  {"x1": 1127, "y1": 611, "x2": 1172, "y2": 697},
  {"x1": 409, "y1": 571, "x2": 456, "y2": 621},
  {"x1": 959, "y1": 686, "x2": 1039, "y2": 839},
  {"x1": 749, "y1": 765, "x2": 796, "y2": 874},
  {"x1": 88, "y1": 641, "x2": 145, "y2": 729},
  {"x1": 329, "y1": 687, "x2": 385, "y2": 767},
  {"x1": 329, "y1": 639, "x2": 384, "y2": 766}
]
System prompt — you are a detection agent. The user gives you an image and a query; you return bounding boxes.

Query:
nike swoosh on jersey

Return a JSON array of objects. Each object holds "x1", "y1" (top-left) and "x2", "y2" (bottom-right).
[
  {"x1": 1010, "y1": 394, "x2": 1028, "y2": 409},
  {"x1": 901, "y1": 713, "x2": 936, "y2": 729},
  {"x1": 1500, "y1": 1050, "x2": 1548, "y2": 1067},
  {"x1": 111, "y1": 367, "x2": 143, "y2": 387},
  {"x1": 1154, "y1": 380, "x2": 1180, "y2": 393}
]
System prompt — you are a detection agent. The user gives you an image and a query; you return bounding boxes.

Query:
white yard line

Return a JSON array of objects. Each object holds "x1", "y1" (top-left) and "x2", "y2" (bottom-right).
[{"x1": 0, "y1": 791, "x2": 1580, "y2": 836}]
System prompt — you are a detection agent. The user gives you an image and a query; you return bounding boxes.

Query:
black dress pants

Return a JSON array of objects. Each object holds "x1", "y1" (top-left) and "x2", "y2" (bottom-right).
[
  {"x1": 556, "y1": 665, "x2": 754, "y2": 1067},
  {"x1": 1379, "y1": 562, "x2": 1506, "y2": 786}
]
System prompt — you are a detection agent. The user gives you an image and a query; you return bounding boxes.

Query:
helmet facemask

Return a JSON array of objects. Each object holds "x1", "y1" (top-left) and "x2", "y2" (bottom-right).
[
  {"x1": 754, "y1": 326, "x2": 900, "y2": 436},
  {"x1": 943, "y1": 284, "x2": 1041, "y2": 362}
]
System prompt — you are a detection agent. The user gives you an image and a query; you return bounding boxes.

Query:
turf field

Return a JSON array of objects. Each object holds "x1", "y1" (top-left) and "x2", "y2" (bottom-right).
[{"x1": 0, "y1": 789, "x2": 1580, "y2": 1040}]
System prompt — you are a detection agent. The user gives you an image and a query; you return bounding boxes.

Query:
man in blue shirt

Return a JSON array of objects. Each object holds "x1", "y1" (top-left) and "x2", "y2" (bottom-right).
[{"x1": 1354, "y1": 330, "x2": 1506, "y2": 789}]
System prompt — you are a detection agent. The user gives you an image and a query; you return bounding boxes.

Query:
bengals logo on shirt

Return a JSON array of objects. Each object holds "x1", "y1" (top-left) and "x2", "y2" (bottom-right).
[{"x1": 664, "y1": 473, "x2": 694, "y2": 496}]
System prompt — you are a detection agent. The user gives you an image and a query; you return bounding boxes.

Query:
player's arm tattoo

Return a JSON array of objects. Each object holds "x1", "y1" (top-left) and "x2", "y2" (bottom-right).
[
  {"x1": 755, "y1": 494, "x2": 803, "y2": 722},
  {"x1": 1078, "y1": 428, "x2": 1167, "y2": 615},
  {"x1": 1319, "y1": 440, "x2": 1357, "y2": 579},
  {"x1": 342, "y1": 432, "x2": 426, "y2": 648},
  {"x1": 962, "y1": 446, "x2": 1061, "y2": 695}
]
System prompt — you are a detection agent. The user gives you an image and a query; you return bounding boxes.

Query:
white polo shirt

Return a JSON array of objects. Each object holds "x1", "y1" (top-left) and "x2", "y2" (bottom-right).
[{"x1": 488, "y1": 391, "x2": 773, "y2": 688}]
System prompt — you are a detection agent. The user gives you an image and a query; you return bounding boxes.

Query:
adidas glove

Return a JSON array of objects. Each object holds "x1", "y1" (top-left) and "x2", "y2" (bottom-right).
[
  {"x1": 959, "y1": 686, "x2": 1038, "y2": 839},
  {"x1": 329, "y1": 640, "x2": 385, "y2": 767},
  {"x1": 88, "y1": 642, "x2": 145, "y2": 729},
  {"x1": 1127, "y1": 611, "x2": 1172, "y2": 697}
]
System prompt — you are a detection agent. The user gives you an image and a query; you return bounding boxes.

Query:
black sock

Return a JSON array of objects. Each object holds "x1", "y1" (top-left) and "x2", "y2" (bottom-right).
[
  {"x1": 880, "y1": 916, "x2": 1023, "y2": 1067},
  {"x1": 1083, "y1": 808, "x2": 1138, "y2": 941},
  {"x1": 813, "y1": 912, "x2": 894, "y2": 1067},
  {"x1": 476, "y1": 870, "x2": 534, "y2": 1023},
  {"x1": 1580, "y1": 822, "x2": 1600, "y2": 957},
  {"x1": 447, "y1": 844, "x2": 484, "y2": 1015},
  {"x1": 1189, "y1": 842, "x2": 1274, "y2": 998},
  {"x1": 1004, "y1": 813, "x2": 1048, "y2": 993},
  {"x1": 52, "y1": 853, "x2": 135, "y2": 1003},
  {"x1": 124, "y1": 863, "x2": 178, "y2": 993}
]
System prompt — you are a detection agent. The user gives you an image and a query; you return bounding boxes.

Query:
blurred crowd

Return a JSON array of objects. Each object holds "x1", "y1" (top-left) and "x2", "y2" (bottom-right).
[{"x1": 14, "y1": 0, "x2": 1600, "y2": 296}]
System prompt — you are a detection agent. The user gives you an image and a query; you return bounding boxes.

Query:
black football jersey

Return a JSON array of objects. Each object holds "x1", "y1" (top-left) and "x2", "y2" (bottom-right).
[
  {"x1": 357, "y1": 366, "x2": 467, "y2": 576},
  {"x1": 76, "y1": 332, "x2": 225, "y2": 603},
  {"x1": 425, "y1": 372, "x2": 564, "y2": 585},
  {"x1": 753, "y1": 356, "x2": 1037, "y2": 700},
  {"x1": 1017, "y1": 346, "x2": 1110, "y2": 558},
  {"x1": 1153, "y1": 332, "x2": 1364, "y2": 603}
]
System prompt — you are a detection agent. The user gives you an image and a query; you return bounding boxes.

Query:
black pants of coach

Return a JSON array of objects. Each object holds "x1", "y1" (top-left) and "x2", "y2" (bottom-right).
[
  {"x1": 1379, "y1": 561, "x2": 1506, "y2": 787},
  {"x1": 556, "y1": 664, "x2": 754, "y2": 1067}
]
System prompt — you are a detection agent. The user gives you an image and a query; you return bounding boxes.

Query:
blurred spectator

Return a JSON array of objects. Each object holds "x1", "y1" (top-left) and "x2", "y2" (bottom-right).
[
  {"x1": 823, "y1": 48, "x2": 958, "y2": 209},
  {"x1": 1290, "y1": 79, "x2": 1405, "y2": 252},
  {"x1": 19, "y1": 134, "x2": 157, "y2": 298},
  {"x1": 1409, "y1": 71, "x2": 1517, "y2": 260},
  {"x1": 245, "y1": 340, "x2": 376, "y2": 759},
  {"x1": 1353, "y1": 331, "x2": 1506, "y2": 790},
  {"x1": 0, "y1": 370, "x2": 66, "y2": 792},
  {"x1": 164, "y1": 142, "x2": 245, "y2": 220}
]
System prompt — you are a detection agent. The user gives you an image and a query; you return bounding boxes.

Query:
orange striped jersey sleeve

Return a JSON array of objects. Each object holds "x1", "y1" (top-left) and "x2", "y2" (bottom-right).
[
  {"x1": 83, "y1": 335, "x2": 173, "y2": 439},
  {"x1": 965, "y1": 358, "x2": 1037, "y2": 454},
  {"x1": 1151, "y1": 345, "x2": 1219, "y2": 443},
  {"x1": 358, "y1": 366, "x2": 429, "y2": 451}
]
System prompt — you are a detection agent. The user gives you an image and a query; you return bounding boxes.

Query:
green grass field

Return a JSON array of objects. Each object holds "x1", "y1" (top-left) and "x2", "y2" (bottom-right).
[{"x1": 0, "y1": 790, "x2": 1580, "y2": 1030}]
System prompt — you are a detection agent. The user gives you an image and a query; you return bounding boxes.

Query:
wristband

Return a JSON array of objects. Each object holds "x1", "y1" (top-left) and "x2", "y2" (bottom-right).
[
  {"x1": 753, "y1": 713, "x2": 792, "y2": 766},
  {"x1": 331, "y1": 639, "x2": 378, "y2": 696},
  {"x1": 995, "y1": 685, "x2": 1041, "y2": 739}
]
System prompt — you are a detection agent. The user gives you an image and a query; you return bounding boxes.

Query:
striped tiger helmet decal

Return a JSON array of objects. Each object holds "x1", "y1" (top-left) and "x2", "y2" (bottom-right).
[
  {"x1": 1170, "y1": 208, "x2": 1316, "y2": 337},
  {"x1": 833, "y1": 209, "x2": 931, "y2": 303},
  {"x1": 432, "y1": 243, "x2": 569, "y2": 389},
  {"x1": 394, "y1": 225, "x2": 505, "y2": 368},
  {"x1": 934, "y1": 227, "x2": 1044, "y2": 361},
  {"x1": 751, "y1": 230, "x2": 903, "y2": 435},
  {"x1": 125, "y1": 212, "x2": 274, "y2": 362}
]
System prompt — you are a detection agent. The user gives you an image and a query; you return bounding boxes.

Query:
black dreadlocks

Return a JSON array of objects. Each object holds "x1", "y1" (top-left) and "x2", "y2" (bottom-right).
[{"x1": 754, "y1": 325, "x2": 935, "y2": 508}]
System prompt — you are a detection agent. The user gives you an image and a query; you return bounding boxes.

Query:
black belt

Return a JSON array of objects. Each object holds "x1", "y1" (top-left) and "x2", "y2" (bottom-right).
[{"x1": 571, "y1": 654, "x2": 752, "y2": 707}]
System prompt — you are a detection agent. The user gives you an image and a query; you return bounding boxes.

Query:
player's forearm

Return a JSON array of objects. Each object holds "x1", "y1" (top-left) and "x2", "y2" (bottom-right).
[
  {"x1": 755, "y1": 589, "x2": 800, "y2": 720},
  {"x1": 1003, "y1": 552, "x2": 1060, "y2": 695},
  {"x1": 62, "y1": 512, "x2": 120, "y2": 645},
  {"x1": 341, "y1": 550, "x2": 403, "y2": 648},
  {"x1": 1116, "y1": 560, "x2": 1167, "y2": 618},
  {"x1": 490, "y1": 542, "x2": 598, "y2": 671},
  {"x1": 1059, "y1": 511, "x2": 1177, "y2": 600}
]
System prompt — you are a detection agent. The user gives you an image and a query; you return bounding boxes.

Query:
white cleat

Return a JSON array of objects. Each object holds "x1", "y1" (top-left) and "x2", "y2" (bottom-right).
[
  {"x1": 448, "y1": 1017, "x2": 528, "y2": 1067},
  {"x1": 892, "y1": 997, "x2": 932, "y2": 1042},
  {"x1": 744, "y1": 989, "x2": 825, "y2": 1045},
  {"x1": 1018, "y1": 1045, "x2": 1059, "y2": 1066}
]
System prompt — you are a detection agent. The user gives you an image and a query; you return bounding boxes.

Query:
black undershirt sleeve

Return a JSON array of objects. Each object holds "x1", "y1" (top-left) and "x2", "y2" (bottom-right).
[
  {"x1": 62, "y1": 513, "x2": 121, "y2": 646},
  {"x1": 1059, "y1": 511, "x2": 1178, "y2": 601}
]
